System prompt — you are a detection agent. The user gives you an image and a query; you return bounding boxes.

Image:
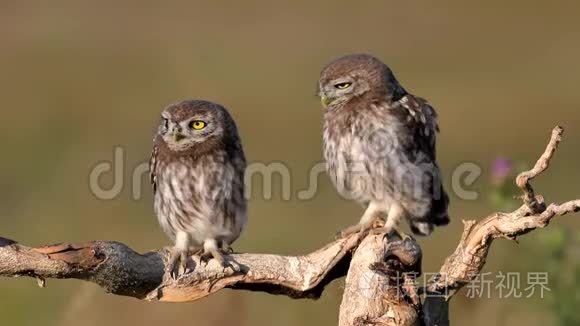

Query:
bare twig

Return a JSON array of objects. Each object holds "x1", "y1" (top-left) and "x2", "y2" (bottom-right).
[
  {"x1": 516, "y1": 126, "x2": 564, "y2": 213},
  {"x1": 422, "y1": 126, "x2": 577, "y2": 326}
]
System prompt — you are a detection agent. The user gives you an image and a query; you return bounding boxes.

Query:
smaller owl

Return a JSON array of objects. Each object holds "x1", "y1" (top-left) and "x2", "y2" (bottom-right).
[
  {"x1": 318, "y1": 54, "x2": 449, "y2": 238},
  {"x1": 150, "y1": 100, "x2": 247, "y2": 276}
]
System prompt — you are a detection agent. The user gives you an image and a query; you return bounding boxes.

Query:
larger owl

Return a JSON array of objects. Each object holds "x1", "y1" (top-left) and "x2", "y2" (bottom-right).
[
  {"x1": 150, "y1": 100, "x2": 247, "y2": 275},
  {"x1": 318, "y1": 54, "x2": 449, "y2": 237}
]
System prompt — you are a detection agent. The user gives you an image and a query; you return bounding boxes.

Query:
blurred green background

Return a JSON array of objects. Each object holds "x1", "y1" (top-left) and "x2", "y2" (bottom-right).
[{"x1": 1, "y1": 1, "x2": 579, "y2": 325}]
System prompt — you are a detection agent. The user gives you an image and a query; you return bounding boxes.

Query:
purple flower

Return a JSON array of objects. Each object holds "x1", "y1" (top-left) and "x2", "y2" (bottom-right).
[{"x1": 492, "y1": 157, "x2": 512, "y2": 180}]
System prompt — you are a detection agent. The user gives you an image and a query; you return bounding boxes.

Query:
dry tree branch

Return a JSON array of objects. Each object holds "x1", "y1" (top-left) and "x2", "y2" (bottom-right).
[
  {"x1": 0, "y1": 230, "x2": 420, "y2": 325},
  {"x1": 0, "y1": 126, "x2": 578, "y2": 326},
  {"x1": 422, "y1": 126, "x2": 579, "y2": 326},
  {"x1": 339, "y1": 236, "x2": 422, "y2": 326},
  {"x1": 0, "y1": 235, "x2": 361, "y2": 302}
]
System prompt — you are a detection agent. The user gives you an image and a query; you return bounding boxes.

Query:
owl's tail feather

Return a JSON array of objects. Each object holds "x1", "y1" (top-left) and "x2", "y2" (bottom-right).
[
  {"x1": 410, "y1": 184, "x2": 450, "y2": 236},
  {"x1": 433, "y1": 184, "x2": 450, "y2": 225}
]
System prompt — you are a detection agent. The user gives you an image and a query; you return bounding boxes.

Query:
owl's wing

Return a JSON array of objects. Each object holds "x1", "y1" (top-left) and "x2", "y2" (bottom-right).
[
  {"x1": 389, "y1": 94, "x2": 449, "y2": 234},
  {"x1": 149, "y1": 146, "x2": 159, "y2": 194},
  {"x1": 396, "y1": 94, "x2": 439, "y2": 160}
]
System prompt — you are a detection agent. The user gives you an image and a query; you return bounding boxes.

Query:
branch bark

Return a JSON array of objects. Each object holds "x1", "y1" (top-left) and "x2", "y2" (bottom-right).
[
  {"x1": 339, "y1": 235, "x2": 422, "y2": 326},
  {"x1": 0, "y1": 126, "x2": 578, "y2": 326},
  {"x1": 0, "y1": 235, "x2": 361, "y2": 302}
]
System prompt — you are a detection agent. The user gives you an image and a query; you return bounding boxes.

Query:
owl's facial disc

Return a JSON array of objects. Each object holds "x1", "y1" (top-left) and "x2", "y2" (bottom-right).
[
  {"x1": 160, "y1": 112, "x2": 221, "y2": 152},
  {"x1": 319, "y1": 79, "x2": 353, "y2": 107},
  {"x1": 319, "y1": 74, "x2": 369, "y2": 108}
]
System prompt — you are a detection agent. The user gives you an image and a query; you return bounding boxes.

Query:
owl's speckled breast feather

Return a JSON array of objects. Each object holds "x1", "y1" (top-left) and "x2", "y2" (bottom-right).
[{"x1": 153, "y1": 150, "x2": 246, "y2": 247}]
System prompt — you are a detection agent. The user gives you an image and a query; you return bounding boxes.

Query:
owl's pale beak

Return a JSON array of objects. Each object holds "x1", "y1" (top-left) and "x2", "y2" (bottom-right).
[
  {"x1": 321, "y1": 96, "x2": 333, "y2": 107},
  {"x1": 169, "y1": 128, "x2": 185, "y2": 142},
  {"x1": 172, "y1": 133, "x2": 185, "y2": 142}
]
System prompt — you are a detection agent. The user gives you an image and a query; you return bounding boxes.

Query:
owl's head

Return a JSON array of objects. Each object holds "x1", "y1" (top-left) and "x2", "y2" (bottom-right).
[
  {"x1": 157, "y1": 100, "x2": 236, "y2": 152},
  {"x1": 318, "y1": 54, "x2": 405, "y2": 108}
]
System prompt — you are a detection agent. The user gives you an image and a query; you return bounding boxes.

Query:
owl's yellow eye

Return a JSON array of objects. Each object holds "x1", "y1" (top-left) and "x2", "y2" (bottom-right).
[
  {"x1": 189, "y1": 120, "x2": 206, "y2": 130},
  {"x1": 334, "y1": 82, "x2": 352, "y2": 90}
]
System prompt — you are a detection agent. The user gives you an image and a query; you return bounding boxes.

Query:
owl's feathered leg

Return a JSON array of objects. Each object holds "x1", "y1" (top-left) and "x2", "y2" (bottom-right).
[
  {"x1": 199, "y1": 239, "x2": 242, "y2": 272},
  {"x1": 371, "y1": 203, "x2": 411, "y2": 240},
  {"x1": 167, "y1": 231, "x2": 194, "y2": 278},
  {"x1": 200, "y1": 239, "x2": 225, "y2": 266},
  {"x1": 337, "y1": 202, "x2": 382, "y2": 238}
]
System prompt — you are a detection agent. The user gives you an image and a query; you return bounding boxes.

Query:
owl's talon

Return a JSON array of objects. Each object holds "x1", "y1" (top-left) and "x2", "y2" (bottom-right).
[
  {"x1": 336, "y1": 224, "x2": 363, "y2": 239},
  {"x1": 199, "y1": 250, "x2": 224, "y2": 266},
  {"x1": 228, "y1": 261, "x2": 241, "y2": 273},
  {"x1": 199, "y1": 251, "x2": 211, "y2": 265},
  {"x1": 371, "y1": 227, "x2": 413, "y2": 242},
  {"x1": 166, "y1": 253, "x2": 180, "y2": 279},
  {"x1": 179, "y1": 251, "x2": 189, "y2": 272},
  {"x1": 394, "y1": 229, "x2": 413, "y2": 242},
  {"x1": 197, "y1": 247, "x2": 241, "y2": 273},
  {"x1": 208, "y1": 247, "x2": 226, "y2": 267},
  {"x1": 336, "y1": 221, "x2": 380, "y2": 239},
  {"x1": 166, "y1": 248, "x2": 191, "y2": 279}
]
